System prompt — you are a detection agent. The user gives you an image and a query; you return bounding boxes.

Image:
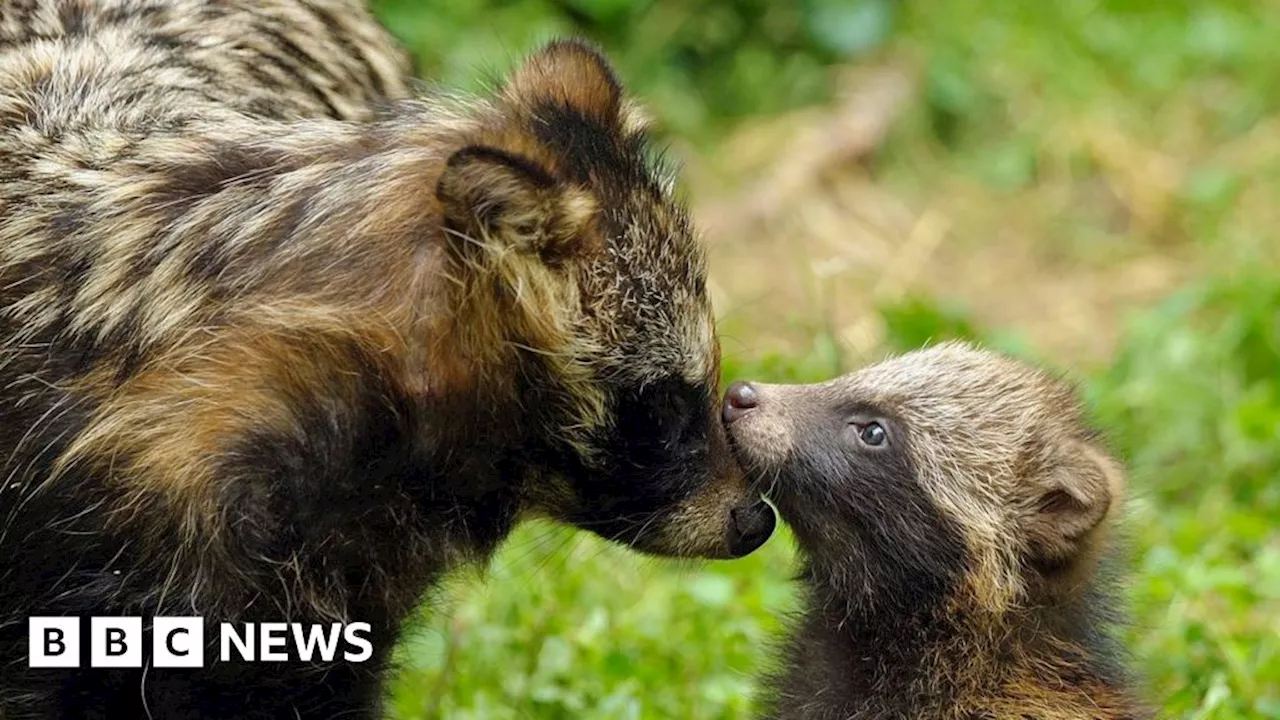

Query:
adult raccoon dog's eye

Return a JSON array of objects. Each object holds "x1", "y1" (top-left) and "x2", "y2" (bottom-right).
[
  {"x1": 852, "y1": 420, "x2": 888, "y2": 448},
  {"x1": 625, "y1": 377, "x2": 706, "y2": 448}
]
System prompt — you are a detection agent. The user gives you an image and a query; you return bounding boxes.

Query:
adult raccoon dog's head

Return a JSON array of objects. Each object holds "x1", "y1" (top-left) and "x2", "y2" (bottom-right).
[
  {"x1": 432, "y1": 40, "x2": 775, "y2": 559},
  {"x1": 722, "y1": 341, "x2": 1122, "y2": 609}
]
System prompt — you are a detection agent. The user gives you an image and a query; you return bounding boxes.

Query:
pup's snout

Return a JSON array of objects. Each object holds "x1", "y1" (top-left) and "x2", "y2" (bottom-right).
[
  {"x1": 726, "y1": 499, "x2": 776, "y2": 557},
  {"x1": 722, "y1": 381, "x2": 759, "y2": 424}
]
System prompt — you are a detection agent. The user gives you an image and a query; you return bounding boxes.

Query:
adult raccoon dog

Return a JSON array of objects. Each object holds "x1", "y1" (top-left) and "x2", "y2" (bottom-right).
[
  {"x1": 0, "y1": 2, "x2": 775, "y2": 717},
  {"x1": 724, "y1": 342, "x2": 1147, "y2": 719}
]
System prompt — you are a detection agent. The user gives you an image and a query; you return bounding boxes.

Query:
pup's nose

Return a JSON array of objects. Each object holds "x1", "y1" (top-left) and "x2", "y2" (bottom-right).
[{"x1": 722, "y1": 381, "x2": 759, "y2": 424}]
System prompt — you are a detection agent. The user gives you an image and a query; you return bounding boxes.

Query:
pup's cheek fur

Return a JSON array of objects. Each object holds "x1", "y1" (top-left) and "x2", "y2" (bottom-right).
[{"x1": 725, "y1": 410, "x2": 794, "y2": 475}]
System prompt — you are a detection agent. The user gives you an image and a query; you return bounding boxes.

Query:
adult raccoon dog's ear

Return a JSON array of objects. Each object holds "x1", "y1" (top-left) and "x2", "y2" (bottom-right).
[
  {"x1": 435, "y1": 145, "x2": 598, "y2": 266},
  {"x1": 502, "y1": 38, "x2": 651, "y2": 135},
  {"x1": 1019, "y1": 437, "x2": 1122, "y2": 575}
]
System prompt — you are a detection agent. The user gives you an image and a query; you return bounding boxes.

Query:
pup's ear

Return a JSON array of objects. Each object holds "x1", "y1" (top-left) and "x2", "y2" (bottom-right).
[
  {"x1": 1021, "y1": 438, "x2": 1122, "y2": 573},
  {"x1": 435, "y1": 145, "x2": 597, "y2": 265},
  {"x1": 502, "y1": 39, "x2": 648, "y2": 134}
]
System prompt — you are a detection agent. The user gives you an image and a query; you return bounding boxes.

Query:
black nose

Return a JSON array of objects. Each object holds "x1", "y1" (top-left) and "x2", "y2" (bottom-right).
[
  {"x1": 722, "y1": 381, "x2": 759, "y2": 424},
  {"x1": 727, "y1": 500, "x2": 776, "y2": 557}
]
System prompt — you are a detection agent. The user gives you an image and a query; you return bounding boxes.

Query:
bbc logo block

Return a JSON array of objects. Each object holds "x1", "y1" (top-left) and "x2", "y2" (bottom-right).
[
  {"x1": 153, "y1": 617, "x2": 203, "y2": 668},
  {"x1": 28, "y1": 617, "x2": 80, "y2": 668},
  {"x1": 90, "y1": 617, "x2": 142, "y2": 667}
]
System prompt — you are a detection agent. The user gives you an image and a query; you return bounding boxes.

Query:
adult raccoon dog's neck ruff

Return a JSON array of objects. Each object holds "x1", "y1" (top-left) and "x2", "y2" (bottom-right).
[
  {"x1": 724, "y1": 341, "x2": 1149, "y2": 720},
  {"x1": 0, "y1": 3, "x2": 773, "y2": 718}
]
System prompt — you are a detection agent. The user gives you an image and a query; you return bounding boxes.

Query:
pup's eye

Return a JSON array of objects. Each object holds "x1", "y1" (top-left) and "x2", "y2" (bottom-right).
[{"x1": 856, "y1": 422, "x2": 887, "y2": 447}]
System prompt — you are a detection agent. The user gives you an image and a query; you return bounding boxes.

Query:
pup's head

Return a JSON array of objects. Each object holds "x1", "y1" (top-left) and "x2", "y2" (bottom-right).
[
  {"x1": 432, "y1": 40, "x2": 774, "y2": 559},
  {"x1": 723, "y1": 341, "x2": 1123, "y2": 611}
]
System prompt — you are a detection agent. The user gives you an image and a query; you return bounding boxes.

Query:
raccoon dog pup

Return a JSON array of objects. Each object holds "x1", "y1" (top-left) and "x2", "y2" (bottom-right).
[{"x1": 723, "y1": 341, "x2": 1148, "y2": 719}]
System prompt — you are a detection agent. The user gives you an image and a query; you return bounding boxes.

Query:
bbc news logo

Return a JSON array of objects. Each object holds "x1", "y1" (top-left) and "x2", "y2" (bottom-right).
[{"x1": 28, "y1": 617, "x2": 373, "y2": 668}]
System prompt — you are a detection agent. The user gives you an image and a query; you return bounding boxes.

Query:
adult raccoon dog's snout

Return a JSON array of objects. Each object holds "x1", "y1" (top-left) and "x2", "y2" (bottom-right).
[
  {"x1": 727, "y1": 498, "x2": 776, "y2": 557},
  {"x1": 554, "y1": 376, "x2": 776, "y2": 560}
]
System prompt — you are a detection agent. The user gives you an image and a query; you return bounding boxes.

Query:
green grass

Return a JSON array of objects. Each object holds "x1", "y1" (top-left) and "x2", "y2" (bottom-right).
[
  {"x1": 1092, "y1": 275, "x2": 1280, "y2": 718},
  {"x1": 373, "y1": 1, "x2": 1280, "y2": 717},
  {"x1": 385, "y1": 526, "x2": 800, "y2": 720}
]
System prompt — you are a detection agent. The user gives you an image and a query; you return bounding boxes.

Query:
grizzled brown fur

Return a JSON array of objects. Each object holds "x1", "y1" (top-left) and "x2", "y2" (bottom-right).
[
  {"x1": 724, "y1": 341, "x2": 1148, "y2": 719},
  {"x1": 0, "y1": 2, "x2": 774, "y2": 718}
]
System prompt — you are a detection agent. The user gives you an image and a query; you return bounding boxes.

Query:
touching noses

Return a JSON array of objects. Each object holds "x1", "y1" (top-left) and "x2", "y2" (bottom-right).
[{"x1": 722, "y1": 380, "x2": 758, "y2": 424}]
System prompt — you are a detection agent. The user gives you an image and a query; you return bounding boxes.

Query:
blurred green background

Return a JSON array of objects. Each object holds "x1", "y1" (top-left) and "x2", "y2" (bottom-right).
[{"x1": 371, "y1": 0, "x2": 1280, "y2": 717}]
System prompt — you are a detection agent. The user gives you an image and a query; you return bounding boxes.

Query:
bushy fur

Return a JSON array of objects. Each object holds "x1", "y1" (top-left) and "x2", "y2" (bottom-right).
[
  {"x1": 726, "y1": 341, "x2": 1149, "y2": 719},
  {"x1": 0, "y1": 3, "x2": 773, "y2": 717}
]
